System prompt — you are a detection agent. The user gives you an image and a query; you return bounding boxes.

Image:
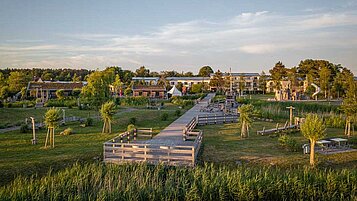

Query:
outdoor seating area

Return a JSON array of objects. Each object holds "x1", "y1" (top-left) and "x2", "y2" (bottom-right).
[{"x1": 303, "y1": 138, "x2": 352, "y2": 154}]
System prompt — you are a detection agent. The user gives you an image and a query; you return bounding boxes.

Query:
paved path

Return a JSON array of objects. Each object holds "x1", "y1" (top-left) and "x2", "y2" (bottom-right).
[{"x1": 147, "y1": 93, "x2": 215, "y2": 146}]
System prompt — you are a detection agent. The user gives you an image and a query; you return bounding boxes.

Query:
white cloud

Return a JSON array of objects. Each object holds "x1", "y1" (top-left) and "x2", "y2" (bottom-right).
[{"x1": 1, "y1": 11, "x2": 357, "y2": 72}]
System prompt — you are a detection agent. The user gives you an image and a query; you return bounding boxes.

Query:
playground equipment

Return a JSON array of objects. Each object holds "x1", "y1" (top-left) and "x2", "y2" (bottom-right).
[{"x1": 311, "y1": 83, "x2": 321, "y2": 100}]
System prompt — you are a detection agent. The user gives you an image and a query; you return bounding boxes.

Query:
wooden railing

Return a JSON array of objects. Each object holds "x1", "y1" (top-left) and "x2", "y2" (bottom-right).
[
  {"x1": 104, "y1": 130, "x2": 203, "y2": 167},
  {"x1": 197, "y1": 114, "x2": 238, "y2": 125}
]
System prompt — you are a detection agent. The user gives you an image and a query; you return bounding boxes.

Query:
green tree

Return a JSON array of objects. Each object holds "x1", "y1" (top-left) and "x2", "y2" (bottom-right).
[
  {"x1": 72, "y1": 73, "x2": 81, "y2": 82},
  {"x1": 209, "y1": 70, "x2": 225, "y2": 92},
  {"x1": 259, "y1": 71, "x2": 268, "y2": 94},
  {"x1": 238, "y1": 104, "x2": 254, "y2": 138},
  {"x1": 135, "y1": 66, "x2": 150, "y2": 77},
  {"x1": 44, "y1": 108, "x2": 61, "y2": 148},
  {"x1": 191, "y1": 83, "x2": 203, "y2": 93},
  {"x1": 198, "y1": 66, "x2": 214, "y2": 77},
  {"x1": 81, "y1": 70, "x2": 114, "y2": 108},
  {"x1": 269, "y1": 61, "x2": 287, "y2": 90},
  {"x1": 112, "y1": 74, "x2": 123, "y2": 96},
  {"x1": 124, "y1": 87, "x2": 132, "y2": 96},
  {"x1": 0, "y1": 86, "x2": 10, "y2": 100},
  {"x1": 319, "y1": 66, "x2": 331, "y2": 99},
  {"x1": 8, "y1": 71, "x2": 30, "y2": 94},
  {"x1": 100, "y1": 101, "x2": 116, "y2": 134},
  {"x1": 340, "y1": 76, "x2": 357, "y2": 137},
  {"x1": 238, "y1": 74, "x2": 245, "y2": 96},
  {"x1": 300, "y1": 114, "x2": 326, "y2": 166},
  {"x1": 56, "y1": 89, "x2": 65, "y2": 100}
]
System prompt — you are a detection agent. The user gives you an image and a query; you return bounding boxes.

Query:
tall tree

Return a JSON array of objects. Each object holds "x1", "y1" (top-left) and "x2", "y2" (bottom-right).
[
  {"x1": 135, "y1": 66, "x2": 150, "y2": 77},
  {"x1": 8, "y1": 71, "x2": 30, "y2": 94},
  {"x1": 112, "y1": 74, "x2": 123, "y2": 96},
  {"x1": 81, "y1": 70, "x2": 114, "y2": 108},
  {"x1": 300, "y1": 114, "x2": 326, "y2": 166},
  {"x1": 340, "y1": 75, "x2": 357, "y2": 137},
  {"x1": 259, "y1": 71, "x2": 268, "y2": 94},
  {"x1": 209, "y1": 70, "x2": 225, "y2": 92},
  {"x1": 238, "y1": 104, "x2": 254, "y2": 138},
  {"x1": 269, "y1": 61, "x2": 287, "y2": 90},
  {"x1": 319, "y1": 66, "x2": 331, "y2": 99},
  {"x1": 100, "y1": 101, "x2": 116, "y2": 134},
  {"x1": 198, "y1": 66, "x2": 214, "y2": 77}
]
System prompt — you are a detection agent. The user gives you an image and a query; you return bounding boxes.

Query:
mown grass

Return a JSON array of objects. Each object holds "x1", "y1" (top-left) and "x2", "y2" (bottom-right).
[
  {"x1": 0, "y1": 103, "x2": 188, "y2": 186},
  {"x1": 0, "y1": 162, "x2": 356, "y2": 200},
  {"x1": 199, "y1": 121, "x2": 357, "y2": 169},
  {"x1": 0, "y1": 107, "x2": 98, "y2": 128}
]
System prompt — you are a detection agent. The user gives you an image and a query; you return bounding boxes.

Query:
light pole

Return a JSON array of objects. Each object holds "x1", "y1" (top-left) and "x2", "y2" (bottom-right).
[{"x1": 30, "y1": 117, "x2": 36, "y2": 145}]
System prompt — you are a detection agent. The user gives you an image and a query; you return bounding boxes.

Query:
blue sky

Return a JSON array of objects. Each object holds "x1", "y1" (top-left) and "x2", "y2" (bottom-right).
[{"x1": 0, "y1": 0, "x2": 357, "y2": 74}]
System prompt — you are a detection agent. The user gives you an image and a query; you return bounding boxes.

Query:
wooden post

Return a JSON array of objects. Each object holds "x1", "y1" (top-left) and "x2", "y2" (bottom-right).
[
  {"x1": 62, "y1": 109, "x2": 65, "y2": 124},
  {"x1": 286, "y1": 106, "x2": 295, "y2": 126},
  {"x1": 144, "y1": 145, "x2": 147, "y2": 161},
  {"x1": 192, "y1": 147, "x2": 195, "y2": 165},
  {"x1": 30, "y1": 117, "x2": 37, "y2": 145}
]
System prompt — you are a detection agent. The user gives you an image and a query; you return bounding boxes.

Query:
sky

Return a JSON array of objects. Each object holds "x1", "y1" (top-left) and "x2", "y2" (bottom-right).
[{"x1": 0, "y1": 0, "x2": 357, "y2": 74}]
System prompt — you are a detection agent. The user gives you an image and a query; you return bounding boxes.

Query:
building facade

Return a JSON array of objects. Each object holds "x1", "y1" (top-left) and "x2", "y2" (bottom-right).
[
  {"x1": 211, "y1": 73, "x2": 261, "y2": 93},
  {"x1": 26, "y1": 79, "x2": 86, "y2": 102},
  {"x1": 132, "y1": 85, "x2": 166, "y2": 99}
]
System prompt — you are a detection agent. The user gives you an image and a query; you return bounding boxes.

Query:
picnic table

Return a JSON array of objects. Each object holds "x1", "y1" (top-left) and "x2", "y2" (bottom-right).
[
  {"x1": 316, "y1": 140, "x2": 332, "y2": 150},
  {"x1": 330, "y1": 138, "x2": 348, "y2": 147}
]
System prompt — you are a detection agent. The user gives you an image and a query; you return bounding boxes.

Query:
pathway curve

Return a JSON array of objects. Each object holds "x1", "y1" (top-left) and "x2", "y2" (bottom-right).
[{"x1": 147, "y1": 93, "x2": 215, "y2": 146}]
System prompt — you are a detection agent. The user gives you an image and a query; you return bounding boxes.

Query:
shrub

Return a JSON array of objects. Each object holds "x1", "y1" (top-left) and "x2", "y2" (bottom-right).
[
  {"x1": 119, "y1": 96, "x2": 149, "y2": 106},
  {"x1": 174, "y1": 109, "x2": 181, "y2": 116},
  {"x1": 20, "y1": 124, "x2": 30, "y2": 133},
  {"x1": 161, "y1": 113, "x2": 169, "y2": 121},
  {"x1": 85, "y1": 118, "x2": 94, "y2": 126},
  {"x1": 129, "y1": 117, "x2": 136, "y2": 125},
  {"x1": 278, "y1": 135, "x2": 299, "y2": 152},
  {"x1": 60, "y1": 128, "x2": 73, "y2": 136},
  {"x1": 127, "y1": 124, "x2": 135, "y2": 132}
]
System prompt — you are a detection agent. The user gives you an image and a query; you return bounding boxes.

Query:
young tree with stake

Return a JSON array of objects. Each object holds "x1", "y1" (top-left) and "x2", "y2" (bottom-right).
[{"x1": 300, "y1": 114, "x2": 326, "y2": 166}]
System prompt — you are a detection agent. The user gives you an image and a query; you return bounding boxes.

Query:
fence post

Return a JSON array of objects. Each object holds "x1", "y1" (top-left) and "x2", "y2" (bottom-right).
[
  {"x1": 192, "y1": 147, "x2": 195, "y2": 166},
  {"x1": 121, "y1": 144, "x2": 124, "y2": 160},
  {"x1": 144, "y1": 145, "x2": 147, "y2": 161}
]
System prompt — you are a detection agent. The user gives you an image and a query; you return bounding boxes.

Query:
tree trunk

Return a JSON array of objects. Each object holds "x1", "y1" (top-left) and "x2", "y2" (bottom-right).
[
  {"x1": 310, "y1": 140, "x2": 315, "y2": 166},
  {"x1": 347, "y1": 121, "x2": 351, "y2": 137},
  {"x1": 241, "y1": 121, "x2": 246, "y2": 138}
]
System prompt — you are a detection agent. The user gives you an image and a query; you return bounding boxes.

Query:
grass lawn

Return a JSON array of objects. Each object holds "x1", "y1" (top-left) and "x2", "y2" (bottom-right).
[
  {"x1": 0, "y1": 107, "x2": 99, "y2": 128},
  {"x1": 199, "y1": 120, "x2": 357, "y2": 168},
  {"x1": 0, "y1": 103, "x2": 188, "y2": 186}
]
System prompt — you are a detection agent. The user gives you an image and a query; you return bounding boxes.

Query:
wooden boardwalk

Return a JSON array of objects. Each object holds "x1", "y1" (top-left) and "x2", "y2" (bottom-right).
[
  {"x1": 146, "y1": 93, "x2": 216, "y2": 146},
  {"x1": 103, "y1": 93, "x2": 215, "y2": 166}
]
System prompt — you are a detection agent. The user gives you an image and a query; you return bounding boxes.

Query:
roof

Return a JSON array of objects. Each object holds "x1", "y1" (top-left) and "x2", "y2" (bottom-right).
[
  {"x1": 166, "y1": 77, "x2": 210, "y2": 81},
  {"x1": 168, "y1": 86, "x2": 182, "y2": 96},
  {"x1": 132, "y1": 85, "x2": 166, "y2": 91},
  {"x1": 132, "y1": 77, "x2": 160, "y2": 81},
  {"x1": 210, "y1": 73, "x2": 260, "y2": 77},
  {"x1": 27, "y1": 81, "x2": 86, "y2": 90}
]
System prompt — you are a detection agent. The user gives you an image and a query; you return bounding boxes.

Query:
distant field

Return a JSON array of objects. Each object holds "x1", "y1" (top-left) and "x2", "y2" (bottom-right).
[{"x1": 0, "y1": 103, "x2": 188, "y2": 186}]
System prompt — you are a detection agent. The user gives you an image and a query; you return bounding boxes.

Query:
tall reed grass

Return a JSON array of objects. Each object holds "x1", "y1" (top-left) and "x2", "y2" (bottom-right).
[{"x1": 1, "y1": 162, "x2": 356, "y2": 200}]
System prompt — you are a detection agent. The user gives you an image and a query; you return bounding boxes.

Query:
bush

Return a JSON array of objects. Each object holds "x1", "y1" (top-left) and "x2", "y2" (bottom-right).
[
  {"x1": 129, "y1": 117, "x2": 136, "y2": 125},
  {"x1": 20, "y1": 124, "x2": 30, "y2": 133},
  {"x1": 127, "y1": 124, "x2": 135, "y2": 132},
  {"x1": 118, "y1": 96, "x2": 149, "y2": 106},
  {"x1": 174, "y1": 109, "x2": 181, "y2": 116},
  {"x1": 161, "y1": 113, "x2": 169, "y2": 121},
  {"x1": 278, "y1": 135, "x2": 299, "y2": 152},
  {"x1": 60, "y1": 128, "x2": 73, "y2": 136},
  {"x1": 44, "y1": 99, "x2": 77, "y2": 108},
  {"x1": 85, "y1": 118, "x2": 94, "y2": 126}
]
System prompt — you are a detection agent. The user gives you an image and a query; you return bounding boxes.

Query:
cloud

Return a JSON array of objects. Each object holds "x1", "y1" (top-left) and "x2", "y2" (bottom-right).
[{"x1": 1, "y1": 11, "x2": 357, "y2": 72}]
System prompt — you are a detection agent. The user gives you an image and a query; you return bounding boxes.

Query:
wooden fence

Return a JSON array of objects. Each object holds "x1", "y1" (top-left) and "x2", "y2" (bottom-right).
[
  {"x1": 197, "y1": 114, "x2": 238, "y2": 125},
  {"x1": 104, "y1": 130, "x2": 203, "y2": 167}
]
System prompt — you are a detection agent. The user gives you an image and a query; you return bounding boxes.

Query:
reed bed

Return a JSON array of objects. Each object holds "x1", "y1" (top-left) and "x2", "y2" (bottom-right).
[{"x1": 1, "y1": 162, "x2": 356, "y2": 200}]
